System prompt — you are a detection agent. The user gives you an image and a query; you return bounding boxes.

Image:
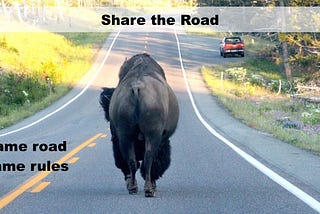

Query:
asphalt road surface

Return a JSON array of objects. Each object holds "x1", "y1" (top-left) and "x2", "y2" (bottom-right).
[{"x1": 0, "y1": 27, "x2": 320, "y2": 213}]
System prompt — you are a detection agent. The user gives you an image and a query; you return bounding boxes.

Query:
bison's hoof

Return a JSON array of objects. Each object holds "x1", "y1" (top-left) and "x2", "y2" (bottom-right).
[
  {"x1": 144, "y1": 181, "x2": 156, "y2": 197},
  {"x1": 128, "y1": 187, "x2": 138, "y2": 195},
  {"x1": 125, "y1": 176, "x2": 138, "y2": 195},
  {"x1": 145, "y1": 189, "x2": 155, "y2": 197}
]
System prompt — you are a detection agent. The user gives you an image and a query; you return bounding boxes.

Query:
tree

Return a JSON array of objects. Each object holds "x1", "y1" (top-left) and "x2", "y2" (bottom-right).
[{"x1": 1, "y1": 0, "x2": 7, "y2": 18}]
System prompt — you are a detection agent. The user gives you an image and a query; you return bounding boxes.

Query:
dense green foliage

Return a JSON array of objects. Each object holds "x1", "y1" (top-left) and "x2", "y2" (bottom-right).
[{"x1": 0, "y1": 73, "x2": 48, "y2": 115}]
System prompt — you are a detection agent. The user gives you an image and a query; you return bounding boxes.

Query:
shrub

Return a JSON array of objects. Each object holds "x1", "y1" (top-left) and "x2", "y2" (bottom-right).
[
  {"x1": 226, "y1": 67, "x2": 247, "y2": 83},
  {"x1": 249, "y1": 74, "x2": 265, "y2": 87},
  {"x1": 0, "y1": 36, "x2": 8, "y2": 48},
  {"x1": 0, "y1": 73, "x2": 49, "y2": 106}
]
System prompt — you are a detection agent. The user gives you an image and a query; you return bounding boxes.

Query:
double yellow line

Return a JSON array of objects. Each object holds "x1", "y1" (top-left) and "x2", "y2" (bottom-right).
[{"x1": 0, "y1": 133, "x2": 103, "y2": 209}]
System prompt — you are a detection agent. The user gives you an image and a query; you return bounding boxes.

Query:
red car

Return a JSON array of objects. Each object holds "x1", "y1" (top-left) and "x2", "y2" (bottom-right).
[{"x1": 220, "y1": 36, "x2": 245, "y2": 58}]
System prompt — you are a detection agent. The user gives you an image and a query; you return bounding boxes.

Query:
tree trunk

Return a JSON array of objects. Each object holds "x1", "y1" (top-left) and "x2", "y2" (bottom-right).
[
  {"x1": 279, "y1": 0, "x2": 293, "y2": 82},
  {"x1": 1, "y1": 0, "x2": 7, "y2": 18},
  {"x1": 55, "y1": 0, "x2": 63, "y2": 22},
  {"x1": 41, "y1": 0, "x2": 45, "y2": 23},
  {"x1": 13, "y1": 2, "x2": 23, "y2": 22},
  {"x1": 281, "y1": 41, "x2": 293, "y2": 82}
]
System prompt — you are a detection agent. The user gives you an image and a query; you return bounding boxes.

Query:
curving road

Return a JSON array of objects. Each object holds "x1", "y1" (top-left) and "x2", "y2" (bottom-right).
[{"x1": 0, "y1": 27, "x2": 320, "y2": 213}]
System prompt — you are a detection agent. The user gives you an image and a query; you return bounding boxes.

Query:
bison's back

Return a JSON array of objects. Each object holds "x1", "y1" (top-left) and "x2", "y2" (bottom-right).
[{"x1": 109, "y1": 76, "x2": 177, "y2": 136}]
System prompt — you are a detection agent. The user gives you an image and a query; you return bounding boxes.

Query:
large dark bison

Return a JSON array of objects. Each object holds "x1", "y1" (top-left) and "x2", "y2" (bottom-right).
[{"x1": 99, "y1": 53, "x2": 179, "y2": 197}]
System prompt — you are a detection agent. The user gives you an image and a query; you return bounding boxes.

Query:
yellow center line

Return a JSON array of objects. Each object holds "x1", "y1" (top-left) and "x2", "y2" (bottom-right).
[
  {"x1": 30, "y1": 182, "x2": 51, "y2": 193},
  {"x1": 67, "y1": 157, "x2": 80, "y2": 164},
  {"x1": 0, "y1": 133, "x2": 102, "y2": 209},
  {"x1": 87, "y1": 143, "x2": 96, "y2": 148}
]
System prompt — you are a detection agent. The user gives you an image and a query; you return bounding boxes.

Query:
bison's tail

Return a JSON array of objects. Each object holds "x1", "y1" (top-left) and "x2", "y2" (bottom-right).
[
  {"x1": 131, "y1": 86, "x2": 140, "y2": 125},
  {"x1": 99, "y1": 87, "x2": 115, "y2": 121}
]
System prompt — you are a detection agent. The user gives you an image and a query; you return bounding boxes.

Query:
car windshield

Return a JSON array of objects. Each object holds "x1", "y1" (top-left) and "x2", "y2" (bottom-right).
[{"x1": 225, "y1": 37, "x2": 241, "y2": 43}]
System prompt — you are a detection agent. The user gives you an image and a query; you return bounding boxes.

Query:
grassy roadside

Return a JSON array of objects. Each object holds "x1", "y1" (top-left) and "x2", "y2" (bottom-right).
[
  {"x1": 0, "y1": 32, "x2": 109, "y2": 129},
  {"x1": 191, "y1": 28, "x2": 320, "y2": 154},
  {"x1": 202, "y1": 63, "x2": 320, "y2": 154}
]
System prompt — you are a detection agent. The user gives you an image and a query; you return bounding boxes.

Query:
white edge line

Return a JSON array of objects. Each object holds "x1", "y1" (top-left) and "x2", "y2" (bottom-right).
[
  {"x1": 0, "y1": 27, "x2": 122, "y2": 138},
  {"x1": 173, "y1": 27, "x2": 320, "y2": 213}
]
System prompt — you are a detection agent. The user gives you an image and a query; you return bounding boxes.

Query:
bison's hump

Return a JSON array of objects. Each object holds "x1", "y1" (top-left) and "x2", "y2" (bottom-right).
[{"x1": 118, "y1": 53, "x2": 166, "y2": 82}]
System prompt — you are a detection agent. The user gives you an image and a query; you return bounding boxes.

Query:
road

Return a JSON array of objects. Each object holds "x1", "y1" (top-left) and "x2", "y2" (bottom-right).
[{"x1": 0, "y1": 27, "x2": 320, "y2": 213}]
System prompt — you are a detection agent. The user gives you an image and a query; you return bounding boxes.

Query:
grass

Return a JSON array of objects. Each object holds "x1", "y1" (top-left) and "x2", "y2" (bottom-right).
[
  {"x1": 0, "y1": 32, "x2": 109, "y2": 129},
  {"x1": 202, "y1": 64, "x2": 320, "y2": 154},
  {"x1": 244, "y1": 58, "x2": 284, "y2": 80}
]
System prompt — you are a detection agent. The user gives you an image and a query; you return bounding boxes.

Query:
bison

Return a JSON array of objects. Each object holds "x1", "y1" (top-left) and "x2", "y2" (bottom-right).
[{"x1": 99, "y1": 53, "x2": 179, "y2": 197}]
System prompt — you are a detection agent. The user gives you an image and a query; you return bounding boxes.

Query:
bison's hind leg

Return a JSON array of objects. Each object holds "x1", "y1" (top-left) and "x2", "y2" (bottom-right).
[
  {"x1": 141, "y1": 139, "x2": 171, "y2": 194},
  {"x1": 111, "y1": 128, "x2": 130, "y2": 177},
  {"x1": 127, "y1": 159, "x2": 138, "y2": 194},
  {"x1": 141, "y1": 139, "x2": 171, "y2": 181},
  {"x1": 112, "y1": 134, "x2": 138, "y2": 194},
  {"x1": 119, "y1": 135, "x2": 139, "y2": 195}
]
